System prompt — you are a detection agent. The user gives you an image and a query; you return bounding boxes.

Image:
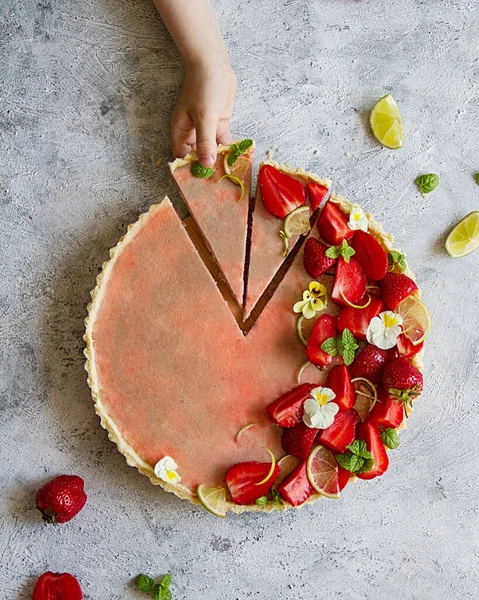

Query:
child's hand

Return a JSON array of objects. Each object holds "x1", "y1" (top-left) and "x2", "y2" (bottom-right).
[{"x1": 171, "y1": 62, "x2": 237, "y2": 167}]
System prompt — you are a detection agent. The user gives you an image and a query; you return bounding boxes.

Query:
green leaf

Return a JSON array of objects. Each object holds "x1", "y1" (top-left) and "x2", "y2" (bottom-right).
[
  {"x1": 349, "y1": 453, "x2": 364, "y2": 472},
  {"x1": 134, "y1": 574, "x2": 154, "y2": 593},
  {"x1": 339, "y1": 239, "x2": 355, "y2": 263},
  {"x1": 271, "y1": 489, "x2": 282, "y2": 510},
  {"x1": 415, "y1": 173, "x2": 439, "y2": 196},
  {"x1": 340, "y1": 329, "x2": 358, "y2": 364},
  {"x1": 341, "y1": 328, "x2": 357, "y2": 349},
  {"x1": 255, "y1": 496, "x2": 268, "y2": 506},
  {"x1": 152, "y1": 574, "x2": 172, "y2": 600},
  {"x1": 238, "y1": 138, "x2": 253, "y2": 153},
  {"x1": 325, "y1": 246, "x2": 339, "y2": 259},
  {"x1": 191, "y1": 161, "x2": 215, "y2": 178},
  {"x1": 381, "y1": 428, "x2": 400, "y2": 449},
  {"x1": 347, "y1": 440, "x2": 367, "y2": 456},
  {"x1": 475, "y1": 173, "x2": 479, "y2": 185},
  {"x1": 357, "y1": 458, "x2": 375, "y2": 474},
  {"x1": 336, "y1": 452, "x2": 353, "y2": 471},
  {"x1": 388, "y1": 250, "x2": 407, "y2": 273},
  {"x1": 342, "y1": 347, "x2": 355, "y2": 366},
  {"x1": 321, "y1": 337, "x2": 338, "y2": 356},
  {"x1": 227, "y1": 139, "x2": 253, "y2": 166}
]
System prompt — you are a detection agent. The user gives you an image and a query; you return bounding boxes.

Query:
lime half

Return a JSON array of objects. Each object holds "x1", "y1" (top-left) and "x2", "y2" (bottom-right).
[
  {"x1": 445, "y1": 211, "x2": 479, "y2": 257},
  {"x1": 370, "y1": 94, "x2": 404, "y2": 149},
  {"x1": 197, "y1": 484, "x2": 227, "y2": 518}
]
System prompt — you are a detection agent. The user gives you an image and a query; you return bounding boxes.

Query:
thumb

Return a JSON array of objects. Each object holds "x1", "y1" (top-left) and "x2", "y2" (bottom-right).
[{"x1": 194, "y1": 110, "x2": 218, "y2": 168}]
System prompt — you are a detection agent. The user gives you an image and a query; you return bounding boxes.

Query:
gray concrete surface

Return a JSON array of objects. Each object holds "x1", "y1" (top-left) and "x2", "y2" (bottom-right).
[{"x1": 1, "y1": 0, "x2": 479, "y2": 598}]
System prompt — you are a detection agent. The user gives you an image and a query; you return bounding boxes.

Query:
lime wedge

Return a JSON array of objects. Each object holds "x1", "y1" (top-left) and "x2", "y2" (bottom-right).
[
  {"x1": 370, "y1": 94, "x2": 404, "y2": 150},
  {"x1": 396, "y1": 294, "x2": 431, "y2": 346},
  {"x1": 197, "y1": 484, "x2": 227, "y2": 518},
  {"x1": 445, "y1": 211, "x2": 479, "y2": 257}
]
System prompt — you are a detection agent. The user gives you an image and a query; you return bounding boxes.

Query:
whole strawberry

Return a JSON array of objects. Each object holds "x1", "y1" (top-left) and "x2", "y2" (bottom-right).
[
  {"x1": 35, "y1": 475, "x2": 87, "y2": 524},
  {"x1": 382, "y1": 357, "x2": 423, "y2": 409}
]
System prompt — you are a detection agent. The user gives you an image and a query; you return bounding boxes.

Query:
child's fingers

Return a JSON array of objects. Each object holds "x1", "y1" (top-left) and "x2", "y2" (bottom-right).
[
  {"x1": 171, "y1": 109, "x2": 196, "y2": 158},
  {"x1": 194, "y1": 111, "x2": 219, "y2": 168}
]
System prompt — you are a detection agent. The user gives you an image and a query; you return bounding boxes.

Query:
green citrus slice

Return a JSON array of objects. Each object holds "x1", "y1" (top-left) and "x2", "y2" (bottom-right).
[
  {"x1": 396, "y1": 294, "x2": 431, "y2": 346},
  {"x1": 280, "y1": 206, "x2": 311, "y2": 256},
  {"x1": 223, "y1": 151, "x2": 251, "y2": 180},
  {"x1": 255, "y1": 447, "x2": 276, "y2": 486},
  {"x1": 445, "y1": 211, "x2": 479, "y2": 257},
  {"x1": 273, "y1": 455, "x2": 301, "y2": 490},
  {"x1": 352, "y1": 377, "x2": 378, "y2": 422},
  {"x1": 306, "y1": 445, "x2": 340, "y2": 499},
  {"x1": 369, "y1": 94, "x2": 404, "y2": 150},
  {"x1": 197, "y1": 484, "x2": 227, "y2": 518}
]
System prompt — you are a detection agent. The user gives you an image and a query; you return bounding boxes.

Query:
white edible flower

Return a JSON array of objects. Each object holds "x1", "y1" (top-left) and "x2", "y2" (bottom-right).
[
  {"x1": 154, "y1": 456, "x2": 181, "y2": 484},
  {"x1": 366, "y1": 311, "x2": 403, "y2": 350},
  {"x1": 293, "y1": 281, "x2": 328, "y2": 319},
  {"x1": 348, "y1": 207, "x2": 368, "y2": 232},
  {"x1": 303, "y1": 387, "x2": 339, "y2": 430}
]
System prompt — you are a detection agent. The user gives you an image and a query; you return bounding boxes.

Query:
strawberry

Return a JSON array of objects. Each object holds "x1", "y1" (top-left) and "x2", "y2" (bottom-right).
[
  {"x1": 368, "y1": 388, "x2": 404, "y2": 428},
  {"x1": 277, "y1": 461, "x2": 314, "y2": 507},
  {"x1": 349, "y1": 344, "x2": 394, "y2": 385},
  {"x1": 317, "y1": 409, "x2": 359, "y2": 454},
  {"x1": 331, "y1": 257, "x2": 367, "y2": 307},
  {"x1": 317, "y1": 200, "x2": 355, "y2": 246},
  {"x1": 303, "y1": 238, "x2": 336, "y2": 278},
  {"x1": 382, "y1": 357, "x2": 423, "y2": 406},
  {"x1": 326, "y1": 364, "x2": 355, "y2": 410},
  {"x1": 225, "y1": 461, "x2": 280, "y2": 505},
  {"x1": 337, "y1": 294, "x2": 384, "y2": 341},
  {"x1": 259, "y1": 164, "x2": 306, "y2": 218},
  {"x1": 306, "y1": 314, "x2": 337, "y2": 368},
  {"x1": 397, "y1": 335, "x2": 424, "y2": 358},
  {"x1": 338, "y1": 465, "x2": 351, "y2": 491},
  {"x1": 350, "y1": 230, "x2": 388, "y2": 281},
  {"x1": 267, "y1": 383, "x2": 316, "y2": 428},
  {"x1": 356, "y1": 422, "x2": 389, "y2": 480},
  {"x1": 379, "y1": 272, "x2": 418, "y2": 310},
  {"x1": 32, "y1": 572, "x2": 83, "y2": 600},
  {"x1": 307, "y1": 182, "x2": 329, "y2": 211},
  {"x1": 281, "y1": 421, "x2": 318, "y2": 460},
  {"x1": 35, "y1": 475, "x2": 87, "y2": 524}
]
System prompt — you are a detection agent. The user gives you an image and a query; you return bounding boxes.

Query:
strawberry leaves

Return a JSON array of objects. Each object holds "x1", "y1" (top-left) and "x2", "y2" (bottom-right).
[
  {"x1": 381, "y1": 428, "x2": 400, "y2": 449},
  {"x1": 336, "y1": 440, "x2": 374, "y2": 474},
  {"x1": 325, "y1": 239, "x2": 356, "y2": 263},
  {"x1": 227, "y1": 139, "x2": 253, "y2": 166},
  {"x1": 321, "y1": 328, "x2": 359, "y2": 366}
]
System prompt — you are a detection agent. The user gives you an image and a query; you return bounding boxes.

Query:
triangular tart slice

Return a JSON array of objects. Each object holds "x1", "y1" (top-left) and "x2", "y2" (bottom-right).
[
  {"x1": 244, "y1": 158, "x2": 331, "y2": 320},
  {"x1": 169, "y1": 142, "x2": 254, "y2": 305}
]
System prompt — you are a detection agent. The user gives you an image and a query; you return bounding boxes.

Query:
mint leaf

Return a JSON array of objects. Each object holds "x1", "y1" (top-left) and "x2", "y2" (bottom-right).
[
  {"x1": 357, "y1": 458, "x2": 375, "y2": 474},
  {"x1": 255, "y1": 496, "x2": 268, "y2": 506},
  {"x1": 340, "y1": 329, "x2": 358, "y2": 365},
  {"x1": 325, "y1": 246, "x2": 339, "y2": 259},
  {"x1": 349, "y1": 453, "x2": 364, "y2": 473},
  {"x1": 347, "y1": 440, "x2": 367, "y2": 456},
  {"x1": 415, "y1": 173, "x2": 439, "y2": 196},
  {"x1": 381, "y1": 428, "x2": 400, "y2": 449},
  {"x1": 153, "y1": 574, "x2": 172, "y2": 600},
  {"x1": 191, "y1": 161, "x2": 215, "y2": 178},
  {"x1": 321, "y1": 337, "x2": 338, "y2": 356},
  {"x1": 341, "y1": 328, "x2": 357, "y2": 349},
  {"x1": 271, "y1": 489, "x2": 282, "y2": 510},
  {"x1": 227, "y1": 139, "x2": 253, "y2": 166},
  {"x1": 388, "y1": 250, "x2": 407, "y2": 273},
  {"x1": 339, "y1": 239, "x2": 355, "y2": 263},
  {"x1": 134, "y1": 574, "x2": 154, "y2": 592},
  {"x1": 238, "y1": 138, "x2": 253, "y2": 153},
  {"x1": 342, "y1": 347, "x2": 355, "y2": 366},
  {"x1": 336, "y1": 452, "x2": 353, "y2": 471}
]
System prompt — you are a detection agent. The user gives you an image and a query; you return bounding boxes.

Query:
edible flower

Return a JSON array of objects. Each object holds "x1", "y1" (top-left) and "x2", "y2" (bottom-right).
[
  {"x1": 154, "y1": 456, "x2": 181, "y2": 484},
  {"x1": 366, "y1": 311, "x2": 403, "y2": 350},
  {"x1": 348, "y1": 207, "x2": 368, "y2": 232},
  {"x1": 293, "y1": 281, "x2": 328, "y2": 319},
  {"x1": 303, "y1": 386, "x2": 339, "y2": 429}
]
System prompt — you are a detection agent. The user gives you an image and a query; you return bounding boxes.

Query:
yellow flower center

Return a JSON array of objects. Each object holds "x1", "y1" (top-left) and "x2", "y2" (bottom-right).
[
  {"x1": 314, "y1": 390, "x2": 330, "y2": 407},
  {"x1": 166, "y1": 471, "x2": 177, "y2": 481},
  {"x1": 383, "y1": 313, "x2": 399, "y2": 328}
]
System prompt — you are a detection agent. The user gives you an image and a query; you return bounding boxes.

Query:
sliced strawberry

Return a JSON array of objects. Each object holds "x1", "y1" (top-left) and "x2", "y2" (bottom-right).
[
  {"x1": 317, "y1": 200, "x2": 355, "y2": 246},
  {"x1": 382, "y1": 357, "x2": 423, "y2": 402},
  {"x1": 397, "y1": 335, "x2": 424, "y2": 358},
  {"x1": 331, "y1": 257, "x2": 367, "y2": 307},
  {"x1": 338, "y1": 465, "x2": 351, "y2": 491},
  {"x1": 303, "y1": 238, "x2": 336, "y2": 278},
  {"x1": 259, "y1": 164, "x2": 306, "y2": 218},
  {"x1": 226, "y1": 461, "x2": 280, "y2": 505},
  {"x1": 350, "y1": 230, "x2": 389, "y2": 281},
  {"x1": 337, "y1": 294, "x2": 384, "y2": 341},
  {"x1": 326, "y1": 364, "x2": 355, "y2": 410},
  {"x1": 267, "y1": 383, "x2": 316, "y2": 428},
  {"x1": 380, "y1": 272, "x2": 418, "y2": 310},
  {"x1": 32, "y1": 572, "x2": 83, "y2": 600},
  {"x1": 349, "y1": 344, "x2": 394, "y2": 385},
  {"x1": 281, "y1": 421, "x2": 318, "y2": 460},
  {"x1": 306, "y1": 314, "x2": 337, "y2": 368},
  {"x1": 356, "y1": 422, "x2": 389, "y2": 480},
  {"x1": 368, "y1": 388, "x2": 404, "y2": 428},
  {"x1": 317, "y1": 409, "x2": 359, "y2": 454},
  {"x1": 307, "y1": 182, "x2": 329, "y2": 211},
  {"x1": 277, "y1": 461, "x2": 314, "y2": 507}
]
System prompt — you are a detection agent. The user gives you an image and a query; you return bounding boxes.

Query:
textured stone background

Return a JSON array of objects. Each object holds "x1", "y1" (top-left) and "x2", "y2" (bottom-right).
[{"x1": 1, "y1": 0, "x2": 478, "y2": 598}]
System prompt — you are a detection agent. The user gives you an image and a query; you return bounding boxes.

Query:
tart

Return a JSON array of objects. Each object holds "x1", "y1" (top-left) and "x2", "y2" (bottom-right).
[{"x1": 85, "y1": 142, "x2": 428, "y2": 514}]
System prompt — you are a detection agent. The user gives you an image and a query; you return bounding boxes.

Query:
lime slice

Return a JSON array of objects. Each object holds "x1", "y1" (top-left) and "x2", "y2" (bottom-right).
[
  {"x1": 280, "y1": 206, "x2": 311, "y2": 256},
  {"x1": 255, "y1": 447, "x2": 276, "y2": 485},
  {"x1": 273, "y1": 454, "x2": 301, "y2": 490},
  {"x1": 352, "y1": 377, "x2": 378, "y2": 422},
  {"x1": 306, "y1": 445, "x2": 340, "y2": 499},
  {"x1": 218, "y1": 174, "x2": 245, "y2": 202},
  {"x1": 223, "y1": 151, "x2": 251, "y2": 180},
  {"x1": 369, "y1": 94, "x2": 404, "y2": 150},
  {"x1": 197, "y1": 484, "x2": 227, "y2": 518},
  {"x1": 396, "y1": 294, "x2": 431, "y2": 346},
  {"x1": 445, "y1": 211, "x2": 479, "y2": 257}
]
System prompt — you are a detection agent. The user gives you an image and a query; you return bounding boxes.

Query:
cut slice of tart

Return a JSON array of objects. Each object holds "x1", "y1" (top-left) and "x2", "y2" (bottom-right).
[
  {"x1": 244, "y1": 158, "x2": 331, "y2": 321},
  {"x1": 169, "y1": 142, "x2": 254, "y2": 306}
]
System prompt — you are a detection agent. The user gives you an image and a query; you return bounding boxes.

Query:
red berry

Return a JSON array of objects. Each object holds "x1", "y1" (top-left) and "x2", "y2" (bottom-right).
[
  {"x1": 349, "y1": 344, "x2": 394, "y2": 385},
  {"x1": 337, "y1": 294, "x2": 384, "y2": 341},
  {"x1": 380, "y1": 272, "x2": 418, "y2": 310},
  {"x1": 338, "y1": 465, "x2": 351, "y2": 491},
  {"x1": 331, "y1": 257, "x2": 367, "y2": 307},
  {"x1": 303, "y1": 238, "x2": 336, "y2": 278},
  {"x1": 278, "y1": 461, "x2": 314, "y2": 507},
  {"x1": 317, "y1": 409, "x2": 359, "y2": 454},
  {"x1": 350, "y1": 230, "x2": 389, "y2": 281},
  {"x1": 317, "y1": 200, "x2": 355, "y2": 246},
  {"x1": 281, "y1": 421, "x2": 318, "y2": 460},
  {"x1": 307, "y1": 182, "x2": 329, "y2": 211},
  {"x1": 32, "y1": 572, "x2": 83, "y2": 600},
  {"x1": 382, "y1": 357, "x2": 423, "y2": 401},
  {"x1": 259, "y1": 164, "x2": 306, "y2": 218},
  {"x1": 326, "y1": 364, "x2": 355, "y2": 410},
  {"x1": 225, "y1": 461, "x2": 280, "y2": 505},
  {"x1": 35, "y1": 475, "x2": 87, "y2": 524},
  {"x1": 306, "y1": 314, "x2": 337, "y2": 368},
  {"x1": 397, "y1": 335, "x2": 424, "y2": 358},
  {"x1": 267, "y1": 383, "x2": 317, "y2": 428},
  {"x1": 356, "y1": 422, "x2": 389, "y2": 480},
  {"x1": 368, "y1": 388, "x2": 405, "y2": 428}
]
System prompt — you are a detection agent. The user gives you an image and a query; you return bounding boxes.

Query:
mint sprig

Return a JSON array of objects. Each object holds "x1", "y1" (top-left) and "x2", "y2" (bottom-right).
[
  {"x1": 191, "y1": 161, "x2": 215, "y2": 179},
  {"x1": 325, "y1": 239, "x2": 355, "y2": 263},
  {"x1": 152, "y1": 575, "x2": 172, "y2": 600},
  {"x1": 321, "y1": 328, "x2": 359, "y2": 366},
  {"x1": 227, "y1": 138, "x2": 253, "y2": 166},
  {"x1": 415, "y1": 173, "x2": 439, "y2": 196},
  {"x1": 336, "y1": 440, "x2": 374, "y2": 474},
  {"x1": 381, "y1": 428, "x2": 400, "y2": 449},
  {"x1": 255, "y1": 496, "x2": 268, "y2": 506},
  {"x1": 387, "y1": 250, "x2": 407, "y2": 273},
  {"x1": 134, "y1": 575, "x2": 155, "y2": 593},
  {"x1": 271, "y1": 488, "x2": 282, "y2": 511}
]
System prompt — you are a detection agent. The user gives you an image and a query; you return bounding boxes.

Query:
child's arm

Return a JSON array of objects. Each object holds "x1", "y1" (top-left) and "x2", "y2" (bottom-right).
[{"x1": 153, "y1": 0, "x2": 237, "y2": 166}]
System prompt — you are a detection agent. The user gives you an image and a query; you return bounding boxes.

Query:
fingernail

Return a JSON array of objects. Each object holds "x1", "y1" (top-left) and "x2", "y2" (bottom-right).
[{"x1": 199, "y1": 155, "x2": 215, "y2": 167}]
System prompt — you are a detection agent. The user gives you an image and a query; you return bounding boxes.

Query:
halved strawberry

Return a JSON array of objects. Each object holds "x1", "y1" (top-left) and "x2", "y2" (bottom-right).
[
  {"x1": 349, "y1": 344, "x2": 394, "y2": 385},
  {"x1": 259, "y1": 164, "x2": 306, "y2": 218},
  {"x1": 267, "y1": 383, "x2": 316, "y2": 428},
  {"x1": 368, "y1": 388, "x2": 404, "y2": 428},
  {"x1": 331, "y1": 257, "x2": 367, "y2": 307},
  {"x1": 306, "y1": 314, "x2": 337, "y2": 368},
  {"x1": 307, "y1": 182, "x2": 329, "y2": 211},
  {"x1": 338, "y1": 465, "x2": 351, "y2": 491},
  {"x1": 277, "y1": 461, "x2": 314, "y2": 507},
  {"x1": 326, "y1": 364, "x2": 355, "y2": 410},
  {"x1": 317, "y1": 409, "x2": 359, "y2": 454},
  {"x1": 356, "y1": 422, "x2": 389, "y2": 480},
  {"x1": 350, "y1": 230, "x2": 389, "y2": 281},
  {"x1": 225, "y1": 461, "x2": 280, "y2": 505},
  {"x1": 397, "y1": 335, "x2": 424, "y2": 359},
  {"x1": 281, "y1": 421, "x2": 318, "y2": 460},
  {"x1": 317, "y1": 200, "x2": 355, "y2": 246},
  {"x1": 303, "y1": 238, "x2": 336, "y2": 278},
  {"x1": 337, "y1": 294, "x2": 384, "y2": 341},
  {"x1": 380, "y1": 272, "x2": 418, "y2": 310},
  {"x1": 382, "y1": 357, "x2": 423, "y2": 403}
]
